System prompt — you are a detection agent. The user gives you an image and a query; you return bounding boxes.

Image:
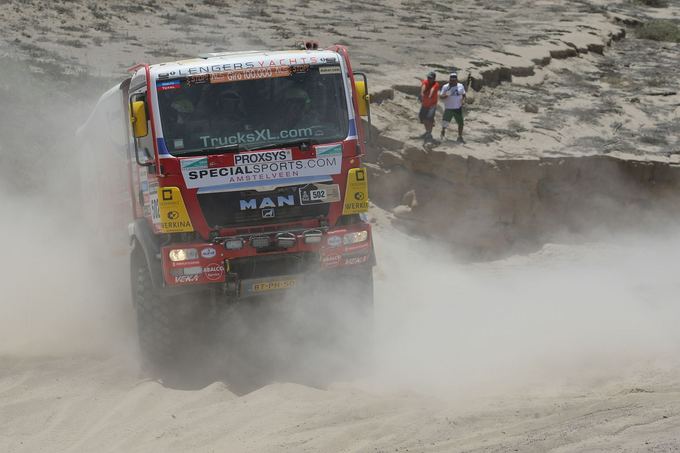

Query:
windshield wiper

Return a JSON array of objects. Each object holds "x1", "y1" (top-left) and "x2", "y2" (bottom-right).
[
  {"x1": 176, "y1": 144, "x2": 240, "y2": 157},
  {"x1": 243, "y1": 138, "x2": 319, "y2": 152}
]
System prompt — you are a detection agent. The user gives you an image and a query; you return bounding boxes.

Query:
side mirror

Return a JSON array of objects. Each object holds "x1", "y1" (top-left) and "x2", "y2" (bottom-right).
[
  {"x1": 353, "y1": 72, "x2": 372, "y2": 146},
  {"x1": 354, "y1": 80, "x2": 370, "y2": 117},
  {"x1": 130, "y1": 100, "x2": 148, "y2": 138}
]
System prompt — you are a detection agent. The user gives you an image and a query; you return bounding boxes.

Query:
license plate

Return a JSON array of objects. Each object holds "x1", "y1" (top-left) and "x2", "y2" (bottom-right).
[{"x1": 251, "y1": 279, "x2": 296, "y2": 292}]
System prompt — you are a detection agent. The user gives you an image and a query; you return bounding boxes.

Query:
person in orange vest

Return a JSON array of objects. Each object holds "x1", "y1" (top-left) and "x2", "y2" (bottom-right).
[{"x1": 418, "y1": 71, "x2": 440, "y2": 142}]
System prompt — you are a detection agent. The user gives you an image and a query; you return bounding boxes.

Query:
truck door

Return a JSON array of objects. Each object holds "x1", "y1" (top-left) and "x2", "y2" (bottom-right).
[{"x1": 129, "y1": 88, "x2": 159, "y2": 227}]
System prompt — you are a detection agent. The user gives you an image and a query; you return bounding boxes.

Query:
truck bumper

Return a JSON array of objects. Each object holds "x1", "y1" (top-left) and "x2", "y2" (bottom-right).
[{"x1": 158, "y1": 223, "x2": 374, "y2": 297}]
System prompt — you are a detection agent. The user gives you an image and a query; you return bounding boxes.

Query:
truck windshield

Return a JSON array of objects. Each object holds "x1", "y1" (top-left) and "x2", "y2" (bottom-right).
[{"x1": 156, "y1": 64, "x2": 349, "y2": 155}]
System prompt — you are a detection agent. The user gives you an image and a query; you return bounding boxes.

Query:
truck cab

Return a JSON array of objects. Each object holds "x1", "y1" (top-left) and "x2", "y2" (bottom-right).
[{"x1": 80, "y1": 45, "x2": 374, "y2": 370}]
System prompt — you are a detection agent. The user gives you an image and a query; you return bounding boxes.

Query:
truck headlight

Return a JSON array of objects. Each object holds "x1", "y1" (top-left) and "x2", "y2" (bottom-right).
[
  {"x1": 343, "y1": 230, "x2": 368, "y2": 245},
  {"x1": 168, "y1": 248, "x2": 198, "y2": 262}
]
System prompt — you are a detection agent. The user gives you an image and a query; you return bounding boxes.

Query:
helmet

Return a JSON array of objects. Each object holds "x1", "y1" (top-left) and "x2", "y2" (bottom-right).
[
  {"x1": 171, "y1": 97, "x2": 193, "y2": 114},
  {"x1": 218, "y1": 89, "x2": 241, "y2": 106},
  {"x1": 427, "y1": 71, "x2": 436, "y2": 80},
  {"x1": 283, "y1": 87, "x2": 311, "y2": 106}
]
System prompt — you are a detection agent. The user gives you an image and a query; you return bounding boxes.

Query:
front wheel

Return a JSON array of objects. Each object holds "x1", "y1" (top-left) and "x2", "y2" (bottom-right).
[{"x1": 131, "y1": 251, "x2": 215, "y2": 377}]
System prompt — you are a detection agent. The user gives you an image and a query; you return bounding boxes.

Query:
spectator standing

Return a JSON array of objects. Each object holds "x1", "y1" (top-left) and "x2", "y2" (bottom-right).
[
  {"x1": 419, "y1": 71, "x2": 439, "y2": 142},
  {"x1": 439, "y1": 72, "x2": 466, "y2": 143}
]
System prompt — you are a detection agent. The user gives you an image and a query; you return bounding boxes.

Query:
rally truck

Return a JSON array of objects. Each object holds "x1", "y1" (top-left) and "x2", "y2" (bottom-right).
[{"x1": 78, "y1": 43, "x2": 375, "y2": 369}]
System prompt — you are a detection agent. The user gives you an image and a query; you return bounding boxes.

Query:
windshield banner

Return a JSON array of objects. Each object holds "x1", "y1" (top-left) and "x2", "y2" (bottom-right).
[{"x1": 181, "y1": 144, "x2": 342, "y2": 190}]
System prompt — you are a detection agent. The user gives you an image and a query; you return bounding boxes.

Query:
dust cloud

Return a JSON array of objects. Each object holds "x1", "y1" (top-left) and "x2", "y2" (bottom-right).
[
  {"x1": 0, "y1": 59, "x2": 133, "y2": 358},
  {"x1": 372, "y1": 228, "x2": 680, "y2": 399},
  {"x1": 1, "y1": 58, "x2": 679, "y2": 402}
]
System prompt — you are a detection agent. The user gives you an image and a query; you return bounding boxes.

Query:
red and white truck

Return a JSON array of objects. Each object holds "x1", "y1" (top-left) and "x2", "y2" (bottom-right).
[{"x1": 79, "y1": 44, "x2": 375, "y2": 368}]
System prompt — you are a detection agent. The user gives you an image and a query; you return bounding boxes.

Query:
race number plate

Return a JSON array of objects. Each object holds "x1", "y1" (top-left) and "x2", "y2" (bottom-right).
[{"x1": 299, "y1": 183, "x2": 341, "y2": 205}]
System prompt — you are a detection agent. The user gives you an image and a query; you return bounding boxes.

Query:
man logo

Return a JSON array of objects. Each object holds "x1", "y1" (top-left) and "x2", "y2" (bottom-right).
[
  {"x1": 167, "y1": 210, "x2": 180, "y2": 220},
  {"x1": 262, "y1": 208, "x2": 275, "y2": 218},
  {"x1": 240, "y1": 195, "x2": 295, "y2": 211}
]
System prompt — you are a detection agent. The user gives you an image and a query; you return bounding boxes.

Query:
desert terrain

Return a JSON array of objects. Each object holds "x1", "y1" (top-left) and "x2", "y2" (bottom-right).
[{"x1": 1, "y1": 0, "x2": 680, "y2": 451}]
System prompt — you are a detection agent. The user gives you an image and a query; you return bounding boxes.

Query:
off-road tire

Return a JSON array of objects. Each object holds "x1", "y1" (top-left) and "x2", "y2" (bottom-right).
[{"x1": 132, "y1": 256, "x2": 178, "y2": 372}]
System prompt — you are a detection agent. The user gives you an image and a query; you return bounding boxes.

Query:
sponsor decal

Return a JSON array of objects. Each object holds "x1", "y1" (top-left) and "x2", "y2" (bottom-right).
[
  {"x1": 240, "y1": 195, "x2": 295, "y2": 211},
  {"x1": 201, "y1": 247, "x2": 217, "y2": 259},
  {"x1": 290, "y1": 64, "x2": 310, "y2": 74},
  {"x1": 316, "y1": 144, "x2": 342, "y2": 156},
  {"x1": 175, "y1": 274, "x2": 200, "y2": 284},
  {"x1": 345, "y1": 241, "x2": 370, "y2": 253},
  {"x1": 149, "y1": 182, "x2": 160, "y2": 224},
  {"x1": 162, "y1": 220, "x2": 192, "y2": 231},
  {"x1": 203, "y1": 263, "x2": 225, "y2": 281},
  {"x1": 187, "y1": 74, "x2": 210, "y2": 86},
  {"x1": 156, "y1": 56, "x2": 323, "y2": 80},
  {"x1": 174, "y1": 139, "x2": 185, "y2": 149},
  {"x1": 342, "y1": 168, "x2": 369, "y2": 215},
  {"x1": 299, "y1": 183, "x2": 340, "y2": 205},
  {"x1": 234, "y1": 149, "x2": 291, "y2": 165},
  {"x1": 319, "y1": 65, "x2": 342, "y2": 75},
  {"x1": 211, "y1": 66, "x2": 291, "y2": 84},
  {"x1": 182, "y1": 144, "x2": 342, "y2": 189},
  {"x1": 321, "y1": 253, "x2": 342, "y2": 267},
  {"x1": 344, "y1": 255, "x2": 369, "y2": 266},
  {"x1": 170, "y1": 260, "x2": 200, "y2": 268},
  {"x1": 198, "y1": 128, "x2": 320, "y2": 148},
  {"x1": 157, "y1": 80, "x2": 181, "y2": 91},
  {"x1": 327, "y1": 235, "x2": 342, "y2": 247},
  {"x1": 157, "y1": 187, "x2": 194, "y2": 233},
  {"x1": 182, "y1": 157, "x2": 208, "y2": 169}
]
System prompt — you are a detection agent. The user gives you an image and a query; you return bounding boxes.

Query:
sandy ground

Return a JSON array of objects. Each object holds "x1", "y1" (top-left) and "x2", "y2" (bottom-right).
[
  {"x1": 2, "y1": 223, "x2": 680, "y2": 452},
  {"x1": 1, "y1": 0, "x2": 680, "y2": 451}
]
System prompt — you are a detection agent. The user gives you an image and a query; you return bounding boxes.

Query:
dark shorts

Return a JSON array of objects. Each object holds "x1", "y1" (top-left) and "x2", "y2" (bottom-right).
[
  {"x1": 419, "y1": 105, "x2": 436, "y2": 123},
  {"x1": 443, "y1": 108, "x2": 464, "y2": 126}
]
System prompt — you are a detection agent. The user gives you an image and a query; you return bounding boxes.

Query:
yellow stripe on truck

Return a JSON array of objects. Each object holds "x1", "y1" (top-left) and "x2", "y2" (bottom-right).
[
  {"x1": 342, "y1": 168, "x2": 369, "y2": 215},
  {"x1": 157, "y1": 187, "x2": 194, "y2": 233}
]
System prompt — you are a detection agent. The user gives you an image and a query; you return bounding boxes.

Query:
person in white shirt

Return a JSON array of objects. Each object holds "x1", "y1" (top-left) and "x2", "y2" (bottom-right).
[{"x1": 439, "y1": 72, "x2": 466, "y2": 143}]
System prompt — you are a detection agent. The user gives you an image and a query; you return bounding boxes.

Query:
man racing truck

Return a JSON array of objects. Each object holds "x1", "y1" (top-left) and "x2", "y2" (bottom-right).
[{"x1": 78, "y1": 43, "x2": 375, "y2": 370}]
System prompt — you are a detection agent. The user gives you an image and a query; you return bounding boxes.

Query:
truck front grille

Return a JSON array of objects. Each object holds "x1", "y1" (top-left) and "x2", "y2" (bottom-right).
[{"x1": 197, "y1": 185, "x2": 330, "y2": 229}]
